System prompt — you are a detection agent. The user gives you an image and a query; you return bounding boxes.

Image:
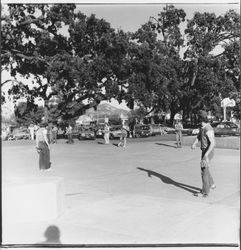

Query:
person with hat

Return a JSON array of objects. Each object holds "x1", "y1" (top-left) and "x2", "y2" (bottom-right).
[
  {"x1": 191, "y1": 110, "x2": 216, "y2": 197},
  {"x1": 35, "y1": 122, "x2": 52, "y2": 171}
]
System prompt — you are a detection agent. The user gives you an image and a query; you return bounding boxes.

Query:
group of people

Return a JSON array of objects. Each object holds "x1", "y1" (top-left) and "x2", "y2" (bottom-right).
[
  {"x1": 35, "y1": 110, "x2": 216, "y2": 198},
  {"x1": 103, "y1": 122, "x2": 129, "y2": 148}
]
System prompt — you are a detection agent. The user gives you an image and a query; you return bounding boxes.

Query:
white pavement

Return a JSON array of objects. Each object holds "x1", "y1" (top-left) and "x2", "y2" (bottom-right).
[{"x1": 2, "y1": 138, "x2": 240, "y2": 248}]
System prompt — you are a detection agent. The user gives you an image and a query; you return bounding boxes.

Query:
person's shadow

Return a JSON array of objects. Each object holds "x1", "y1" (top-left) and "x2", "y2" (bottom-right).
[
  {"x1": 39, "y1": 225, "x2": 62, "y2": 244},
  {"x1": 155, "y1": 143, "x2": 177, "y2": 148},
  {"x1": 137, "y1": 167, "x2": 201, "y2": 194}
]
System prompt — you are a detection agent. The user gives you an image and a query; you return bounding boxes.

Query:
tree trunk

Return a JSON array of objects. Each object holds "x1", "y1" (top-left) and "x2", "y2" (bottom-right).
[
  {"x1": 170, "y1": 109, "x2": 176, "y2": 127},
  {"x1": 44, "y1": 100, "x2": 49, "y2": 123}
]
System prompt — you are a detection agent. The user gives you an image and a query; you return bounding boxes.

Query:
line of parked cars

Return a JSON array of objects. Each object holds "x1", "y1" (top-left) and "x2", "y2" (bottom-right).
[
  {"x1": 3, "y1": 127, "x2": 31, "y2": 140},
  {"x1": 2, "y1": 120, "x2": 240, "y2": 141}
]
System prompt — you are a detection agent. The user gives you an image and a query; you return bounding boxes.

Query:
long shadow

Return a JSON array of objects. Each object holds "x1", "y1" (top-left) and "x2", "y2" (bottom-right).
[
  {"x1": 97, "y1": 141, "x2": 105, "y2": 145},
  {"x1": 155, "y1": 143, "x2": 176, "y2": 148},
  {"x1": 137, "y1": 167, "x2": 201, "y2": 194}
]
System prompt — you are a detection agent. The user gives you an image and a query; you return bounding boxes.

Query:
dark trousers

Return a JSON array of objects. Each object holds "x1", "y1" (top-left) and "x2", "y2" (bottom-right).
[
  {"x1": 201, "y1": 148, "x2": 214, "y2": 195},
  {"x1": 39, "y1": 141, "x2": 50, "y2": 170}
]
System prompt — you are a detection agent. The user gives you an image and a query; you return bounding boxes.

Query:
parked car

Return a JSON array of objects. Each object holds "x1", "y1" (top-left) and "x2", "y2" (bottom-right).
[
  {"x1": 109, "y1": 125, "x2": 122, "y2": 139},
  {"x1": 212, "y1": 121, "x2": 240, "y2": 136},
  {"x1": 191, "y1": 128, "x2": 200, "y2": 135},
  {"x1": 72, "y1": 126, "x2": 81, "y2": 139},
  {"x1": 96, "y1": 123, "x2": 105, "y2": 138},
  {"x1": 134, "y1": 124, "x2": 151, "y2": 137},
  {"x1": 7, "y1": 127, "x2": 31, "y2": 140},
  {"x1": 182, "y1": 122, "x2": 200, "y2": 136},
  {"x1": 79, "y1": 126, "x2": 96, "y2": 140},
  {"x1": 149, "y1": 124, "x2": 166, "y2": 136},
  {"x1": 164, "y1": 126, "x2": 176, "y2": 134},
  {"x1": 57, "y1": 127, "x2": 67, "y2": 139}
]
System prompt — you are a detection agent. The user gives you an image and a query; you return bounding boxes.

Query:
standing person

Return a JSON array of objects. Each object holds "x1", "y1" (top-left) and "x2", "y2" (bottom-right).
[
  {"x1": 66, "y1": 124, "x2": 74, "y2": 144},
  {"x1": 191, "y1": 110, "x2": 216, "y2": 198},
  {"x1": 118, "y1": 124, "x2": 129, "y2": 148},
  {"x1": 52, "y1": 124, "x2": 58, "y2": 144},
  {"x1": 104, "y1": 122, "x2": 110, "y2": 144},
  {"x1": 175, "y1": 120, "x2": 183, "y2": 148},
  {"x1": 28, "y1": 123, "x2": 35, "y2": 140},
  {"x1": 35, "y1": 122, "x2": 52, "y2": 171}
]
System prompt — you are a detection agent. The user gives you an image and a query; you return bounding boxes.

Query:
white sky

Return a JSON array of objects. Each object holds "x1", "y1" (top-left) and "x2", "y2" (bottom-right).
[{"x1": 1, "y1": 1, "x2": 240, "y2": 111}]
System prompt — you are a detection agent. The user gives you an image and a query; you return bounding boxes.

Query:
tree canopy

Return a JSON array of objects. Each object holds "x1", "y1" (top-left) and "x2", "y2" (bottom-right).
[{"x1": 1, "y1": 4, "x2": 240, "y2": 125}]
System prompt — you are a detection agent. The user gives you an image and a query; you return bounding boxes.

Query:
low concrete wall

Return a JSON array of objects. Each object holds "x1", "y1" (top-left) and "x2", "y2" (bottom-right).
[
  {"x1": 183, "y1": 136, "x2": 240, "y2": 150},
  {"x1": 2, "y1": 177, "x2": 64, "y2": 223}
]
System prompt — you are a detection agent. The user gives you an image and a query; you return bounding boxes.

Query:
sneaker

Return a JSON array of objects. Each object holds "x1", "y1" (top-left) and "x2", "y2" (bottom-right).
[
  {"x1": 194, "y1": 192, "x2": 208, "y2": 198},
  {"x1": 45, "y1": 168, "x2": 54, "y2": 172},
  {"x1": 210, "y1": 184, "x2": 216, "y2": 190}
]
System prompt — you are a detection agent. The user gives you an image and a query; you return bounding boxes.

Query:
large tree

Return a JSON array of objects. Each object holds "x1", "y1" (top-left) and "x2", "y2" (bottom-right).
[
  {"x1": 183, "y1": 9, "x2": 240, "y2": 119},
  {"x1": 125, "y1": 5, "x2": 187, "y2": 124},
  {"x1": 1, "y1": 4, "x2": 129, "y2": 123}
]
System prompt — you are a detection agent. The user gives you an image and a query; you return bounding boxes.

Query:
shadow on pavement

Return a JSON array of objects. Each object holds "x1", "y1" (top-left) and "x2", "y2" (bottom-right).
[
  {"x1": 137, "y1": 167, "x2": 201, "y2": 194},
  {"x1": 37, "y1": 225, "x2": 62, "y2": 245},
  {"x1": 155, "y1": 143, "x2": 176, "y2": 148}
]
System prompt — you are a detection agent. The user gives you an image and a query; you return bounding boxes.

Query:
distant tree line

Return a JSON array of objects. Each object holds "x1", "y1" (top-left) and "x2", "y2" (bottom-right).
[{"x1": 1, "y1": 4, "x2": 240, "y2": 126}]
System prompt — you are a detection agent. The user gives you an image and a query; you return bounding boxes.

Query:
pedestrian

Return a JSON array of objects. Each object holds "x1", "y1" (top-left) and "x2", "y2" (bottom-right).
[
  {"x1": 52, "y1": 124, "x2": 58, "y2": 144},
  {"x1": 28, "y1": 123, "x2": 35, "y2": 140},
  {"x1": 35, "y1": 122, "x2": 52, "y2": 171},
  {"x1": 175, "y1": 120, "x2": 183, "y2": 148},
  {"x1": 191, "y1": 110, "x2": 216, "y2": 198},
  {"x1": 118, "y1": 124, "x2": 129, "y2": 148},
  {"x1": 66, "y1": 124, "x2": 74, "y2": 144},
  {"x1": 104, "y1": 122, "x2": 110, "y2": 144}
]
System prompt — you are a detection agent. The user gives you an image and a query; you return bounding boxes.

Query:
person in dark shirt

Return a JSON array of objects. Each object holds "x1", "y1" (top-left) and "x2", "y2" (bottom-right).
[{"x1": 191, "y1": 110, "x2": 216, "y2": 197}]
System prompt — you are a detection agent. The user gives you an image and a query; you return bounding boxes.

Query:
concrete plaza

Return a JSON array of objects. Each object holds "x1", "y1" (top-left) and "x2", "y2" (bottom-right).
[{"x1": 2, "y1": 136, "x2": 240, "y2": 248}]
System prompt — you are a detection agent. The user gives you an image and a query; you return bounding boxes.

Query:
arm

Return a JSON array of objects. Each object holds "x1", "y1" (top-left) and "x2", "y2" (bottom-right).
[{"x1": 36, "y1": 135, "x2": 39, "y2": 148}]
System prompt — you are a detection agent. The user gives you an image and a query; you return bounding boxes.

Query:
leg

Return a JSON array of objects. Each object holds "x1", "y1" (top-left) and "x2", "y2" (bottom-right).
[
  {"x1": 104, "y1": 134, "x2": 108, "y2": 144},
  {"x1": 176, "y1": 133, "x2": 179, "y2": 147},
  {"x1": 201, "y1": 167, "x2": 211, "y2": 195},
  {"x1": 123, "y1": 137, "x2": 126, "y2": 147},
  {"x1": 179, "y1": 132, "x2": 183, "y2": 147}
]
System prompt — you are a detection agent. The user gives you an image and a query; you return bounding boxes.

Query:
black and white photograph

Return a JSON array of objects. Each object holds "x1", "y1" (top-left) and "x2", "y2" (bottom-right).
[{"x1": 1, "y1": 0, "x2": 240, "y2": 249}]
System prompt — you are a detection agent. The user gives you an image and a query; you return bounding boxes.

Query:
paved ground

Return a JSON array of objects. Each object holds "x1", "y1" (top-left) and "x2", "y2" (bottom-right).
[{"x1": 2, "y1": 136, "x2": 240, "y2": 249}]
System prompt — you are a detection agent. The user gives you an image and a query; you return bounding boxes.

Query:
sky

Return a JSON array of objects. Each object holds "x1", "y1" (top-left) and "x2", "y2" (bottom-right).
[
  {"x1": 76, "y1": 3, "x2": 240, "y2": 32},
  {"x1": 1, "y1": 1, "x2": 240, "y2": 112}
]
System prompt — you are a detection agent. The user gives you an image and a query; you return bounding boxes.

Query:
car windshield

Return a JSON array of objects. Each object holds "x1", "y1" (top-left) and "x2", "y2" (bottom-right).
[
  {"x1": 141, "y1": 126, "x2": 150, "y2": 130},
  {"x1": 226, "y1": 123, "x2": 237, "y2": 128},
  {"x1": 13, "y1": 128, "x2": 28, "y2": 133},
  {"x1": 110, "y1": 126, "x2": 121, "y2": 131}
]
